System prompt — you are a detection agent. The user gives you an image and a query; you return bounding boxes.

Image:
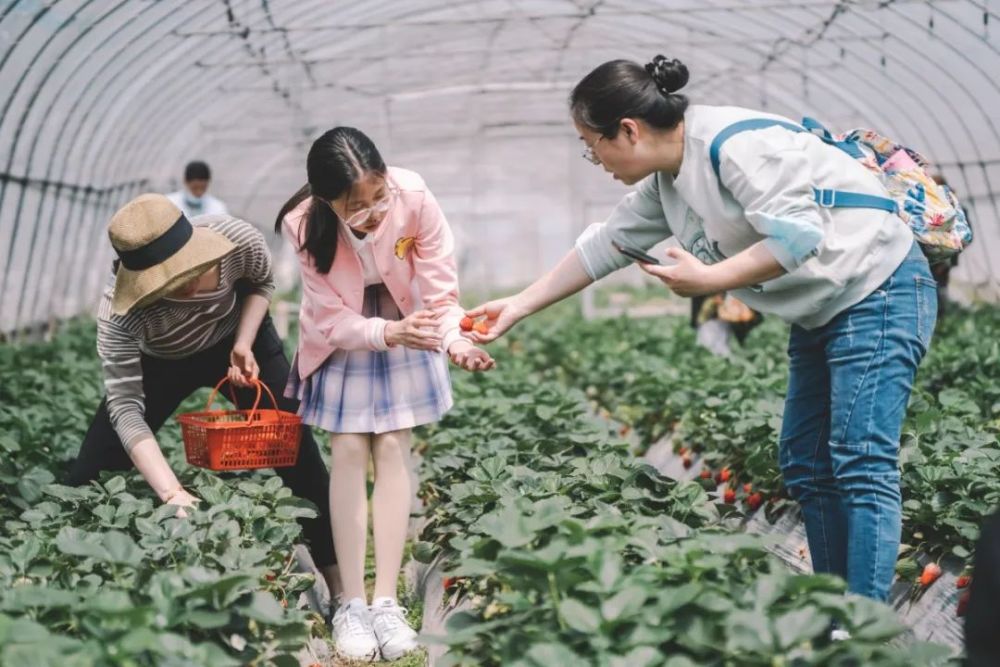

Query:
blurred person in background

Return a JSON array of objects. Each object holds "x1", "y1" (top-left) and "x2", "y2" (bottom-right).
[{"x1": 167, "y1": 160, "x2": 229, "y2": 218}]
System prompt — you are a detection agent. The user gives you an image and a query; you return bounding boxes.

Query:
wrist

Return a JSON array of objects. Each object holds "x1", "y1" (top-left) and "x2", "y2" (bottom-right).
[
  {"x1": 508, "y1": 295, "x2": 531, "y2": 322},
  {"x1": 703, "y1": 265, "x2": 730, "y2": 294},
  {"x1": 159, "y1": 483, "x2": 184, "y2": 503},
  {"x1": 383, "y1": 320, "x2": 399, "y2": 347}
]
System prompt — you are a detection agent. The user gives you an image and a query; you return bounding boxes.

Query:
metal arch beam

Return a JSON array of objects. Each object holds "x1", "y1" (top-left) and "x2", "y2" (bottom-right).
[
  {"x1": 1, "y1": 3, "x2": 1000, "y2": 328},
  {"x1": 699, "y1": 1, "x2": 986, "y2": 165},
  {"x1": 45, "y1": 0, "x2": 355, "y2": 318},
  {"x1": 158, "y1": 5, "x2": 944, "y2": 230},
  {"x1": 0, "y1": 0, "x2": 130, "y2": 326},
  {"x1": 9, "y1": 1, "x2": 215, "y2": 329},
  {"x1": 551, "y1": 7, "x2": 911, "y2": 140},
  {"x1": 8, "y1": 1, "x2": 175, "y2": 328},
  {"x1": 690, "y1": 6, "x2": 942, "y2": 150},
  {"x1": 51, "y1": 2, "x2": 265, "y2": 320},
  {"x1": 101, "y1": 0, "x2": 804, "y2": 185}
]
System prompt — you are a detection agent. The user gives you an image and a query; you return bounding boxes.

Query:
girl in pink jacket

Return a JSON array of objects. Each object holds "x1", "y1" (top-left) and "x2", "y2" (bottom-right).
[{"x1": 276, "y1": 127, "x2": 493, "y2": 661}]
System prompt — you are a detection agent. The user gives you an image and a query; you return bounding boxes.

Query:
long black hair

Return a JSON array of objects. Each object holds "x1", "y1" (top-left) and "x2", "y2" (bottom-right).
[
  {"x1": 570, "y1": 55, "x2": 690, "y2": 138},
  {"x1": 274, "y1": 127, "x2": 386, "y2": 273}
]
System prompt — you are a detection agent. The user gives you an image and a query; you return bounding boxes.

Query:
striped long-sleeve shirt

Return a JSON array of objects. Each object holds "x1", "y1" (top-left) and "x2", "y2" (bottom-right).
[{"x1": 97, "y1": 215, "x2": 275, "y2": 450}]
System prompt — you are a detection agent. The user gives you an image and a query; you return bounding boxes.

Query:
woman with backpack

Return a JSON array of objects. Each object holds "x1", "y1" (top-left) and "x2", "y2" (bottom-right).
[{"x1": 466, "y1": 55, "x2": 949, "y2": 603}]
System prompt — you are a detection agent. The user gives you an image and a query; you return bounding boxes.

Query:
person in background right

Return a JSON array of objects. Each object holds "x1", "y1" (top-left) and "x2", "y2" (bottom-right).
[{"x1": 689, "y1": 293, "x2": 762, "y2": 357}]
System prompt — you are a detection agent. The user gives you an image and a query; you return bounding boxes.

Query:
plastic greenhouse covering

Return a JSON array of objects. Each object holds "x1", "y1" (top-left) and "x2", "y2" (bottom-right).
[
  {"x1": 6, "y1": 4, "x2": 1000, "y2": 666},
  {"x1": 0, "y1": 0, "x2": 998, "y2": 335}
]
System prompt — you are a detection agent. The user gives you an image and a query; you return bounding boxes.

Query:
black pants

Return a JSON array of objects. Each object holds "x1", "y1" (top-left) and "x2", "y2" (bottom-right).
[{"x1": 66, "y1": 317, "x2": 336, "y2": 567}]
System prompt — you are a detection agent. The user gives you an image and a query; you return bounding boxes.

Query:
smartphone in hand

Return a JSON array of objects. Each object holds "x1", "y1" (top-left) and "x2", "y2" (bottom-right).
[{"x1": 612, "y1": 240, "x2": 660, "y2": 265}]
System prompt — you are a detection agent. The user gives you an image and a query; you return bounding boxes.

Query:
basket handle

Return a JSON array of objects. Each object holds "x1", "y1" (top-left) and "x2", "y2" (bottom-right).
[{"x1": 206, "y1": 376, "x2": 280, "y2": 423}]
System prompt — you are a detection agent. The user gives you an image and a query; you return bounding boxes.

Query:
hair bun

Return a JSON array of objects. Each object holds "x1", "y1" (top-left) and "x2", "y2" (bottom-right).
[{"x1": 645, "y1": 55, "x2": 689, "y2": 95}]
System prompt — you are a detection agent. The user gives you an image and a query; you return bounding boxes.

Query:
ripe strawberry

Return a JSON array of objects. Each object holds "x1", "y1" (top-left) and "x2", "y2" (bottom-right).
[
  {"x1": 700, "y1": 469, "x2": 712, "y2": 480},
  {"x1": 459, "y1": 316, "x2": 475, "y2": 332},
  {"x1": 718, "y1": 467, "x2": 732, "y2": 483},
  {"x1": 747, "y1": 493, "x2": 763, "y2": 511},
  {"x1": 264, "y1": 572, "x2": 276, "y2": 582},
  {"x1": 443, "y1": 576, "x2": 457, "y2": 590},
  {"x1": 957, "y1": 575, "x2": 972, "y2": 589},
  {"x1": 682, "y1": 455, "x2": 693, "y2": 469},
  {"x1": 677, "y1": 446, "x2": 689, "y2": 456},
  {"x1": 919, "y1": 562, "x2": 942, "y2": 587},
  {"x1": 473, "y1": 321, "x2": 490, "y2": 334},
  {"x1": 743, "y1": 483, "x2": 753, "y2": 493},
  {"x1": 723, "y1": 487, "x2": 736, "y2": 504}
]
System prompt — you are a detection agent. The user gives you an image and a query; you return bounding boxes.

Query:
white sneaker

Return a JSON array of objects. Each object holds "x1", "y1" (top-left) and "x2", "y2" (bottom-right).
[
  {"x1": 370, "y1": 597, "x2": 419, "y2": 660},
  {"x1": 332, "y1": 597, "x2": 379, "y2": 661}
]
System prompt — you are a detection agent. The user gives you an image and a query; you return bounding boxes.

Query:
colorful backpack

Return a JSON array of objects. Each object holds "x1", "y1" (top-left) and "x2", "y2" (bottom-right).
[{"x1": 709, "y1": 117, "x2": 973, "y2": 263}]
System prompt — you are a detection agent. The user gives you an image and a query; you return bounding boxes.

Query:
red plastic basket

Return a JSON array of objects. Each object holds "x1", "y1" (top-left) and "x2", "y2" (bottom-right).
[{"x1": 177, "y1": 377, "x2": 301, "y2": 471}]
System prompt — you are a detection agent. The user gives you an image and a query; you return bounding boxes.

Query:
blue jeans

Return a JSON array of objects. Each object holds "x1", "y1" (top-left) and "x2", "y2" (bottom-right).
[{"x1": 779, "y1": 242, "x2": 937, "y2": 601}]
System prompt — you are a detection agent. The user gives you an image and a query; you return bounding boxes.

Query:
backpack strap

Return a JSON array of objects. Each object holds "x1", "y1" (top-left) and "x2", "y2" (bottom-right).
[
  {"x1": 709, "y1": 116, "x2": 897, "y2": 215},
  {"x1": 812, "y1": 187, "x2": 897, "y2": 213},
  {"x1": 709, "y1": 118, "x2": 805, "y2": 179},
  {"x1": 801, "y1": 117, "x2": 866, "y2": 160}
]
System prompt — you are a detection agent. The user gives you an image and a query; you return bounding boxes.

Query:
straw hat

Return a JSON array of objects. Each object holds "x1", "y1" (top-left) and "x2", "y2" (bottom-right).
[{"x1": 108, "y1": 194, "x2": 235, "y2": 315}]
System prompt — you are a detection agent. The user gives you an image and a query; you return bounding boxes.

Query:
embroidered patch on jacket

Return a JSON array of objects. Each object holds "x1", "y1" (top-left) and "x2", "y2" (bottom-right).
[{"x1": 394, "y1": 236, "x2": 416, "y2": 259}]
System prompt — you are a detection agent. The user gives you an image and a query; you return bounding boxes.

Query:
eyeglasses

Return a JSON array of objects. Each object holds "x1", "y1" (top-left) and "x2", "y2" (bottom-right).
[
  {"x1": 582, "y1": 135, "x2": 607, "y2": 165},
  {"x1": 337, "y1": 187, "x2": 399, "y2": 228}
]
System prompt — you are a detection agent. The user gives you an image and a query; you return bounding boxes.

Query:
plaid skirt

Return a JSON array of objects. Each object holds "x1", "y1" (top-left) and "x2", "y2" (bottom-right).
[{"x1": 285, "y1": 284, "x2": 453, "y2": 434}]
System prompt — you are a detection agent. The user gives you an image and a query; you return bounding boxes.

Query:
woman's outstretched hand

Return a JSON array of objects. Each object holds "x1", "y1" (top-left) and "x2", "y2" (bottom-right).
[{"x1": 461, "y1": 297, "x2": 525, "y2": 344}]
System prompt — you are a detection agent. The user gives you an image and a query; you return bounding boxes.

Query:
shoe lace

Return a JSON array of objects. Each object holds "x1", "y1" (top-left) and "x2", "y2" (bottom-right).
[
  {"x1": 337, "y1": 606, "x2": 371, "y2": 637},
  {"x1": 373, "y1": 604, "x2": 409, "y2": 631}
]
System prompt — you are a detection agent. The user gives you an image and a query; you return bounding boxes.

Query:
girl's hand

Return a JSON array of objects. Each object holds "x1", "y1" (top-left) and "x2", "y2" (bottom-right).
[
  {"x1": 385, "y1": 310, "x2": 442, "y2": 351},
  {"x1": 229, "y1": 344, "x2": 259, "y2": 388},
  {"x1": 462, "y1": 297, "x2": 525, "y2": 344},
  {"x1": 448, "y1": 340, "x2": 496, "y2": 372},
  {"x1": 638, "y1": 247, "x2": 722, "y2": 297}
]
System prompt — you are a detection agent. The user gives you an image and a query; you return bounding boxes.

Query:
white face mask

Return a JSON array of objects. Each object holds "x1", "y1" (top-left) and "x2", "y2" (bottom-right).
[{"x1": 184, "y1": 191, "x2": 204, "y2": 208}]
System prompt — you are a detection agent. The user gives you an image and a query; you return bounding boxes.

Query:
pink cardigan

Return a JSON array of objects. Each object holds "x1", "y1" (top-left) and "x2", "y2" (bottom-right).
[{"x1": 282, "y1": 167, "x2": 465, "y2": 379}]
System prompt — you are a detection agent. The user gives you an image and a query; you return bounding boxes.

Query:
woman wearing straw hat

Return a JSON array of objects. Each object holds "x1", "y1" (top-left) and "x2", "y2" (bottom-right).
[{"x1": 65, "y1": 193, "x2": 341, "y2": 598}]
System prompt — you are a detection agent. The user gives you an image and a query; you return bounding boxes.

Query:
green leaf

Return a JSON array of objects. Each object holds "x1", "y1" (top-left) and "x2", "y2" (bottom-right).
[
  {"x1": 241, "y1": 591, "x2": 286, "y2": 625},
  {"x1": 103, "y1": 475, "x2": 127, "y2": 496},
  {"x1": 723, "y1": 609, "x2": 773, "y2": 654},
  {"x1": 525, "y1": 642, "x2": 581, "y2": 665},
  {"x1": 773, "y1": 607, "x2": 828, "y2": 649},
  {"x1": 101, "y1": 530, "x2": 144, "y2": 567},
  {"x1": 559, "y1": 598, "x2": 601, "y2": 633},
  {"x1": 600, "y1": 586, "x2": 647, "y2": 622}
]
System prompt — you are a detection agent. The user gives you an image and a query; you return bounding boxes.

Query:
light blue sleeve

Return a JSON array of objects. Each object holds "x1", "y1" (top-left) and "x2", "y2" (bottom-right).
[
  {"x1": 573, "y1": 173, "x2": 673, "y2": 281},
  {"x1": 719, "y1": 133, "x2": 824, "y2": 272}
]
